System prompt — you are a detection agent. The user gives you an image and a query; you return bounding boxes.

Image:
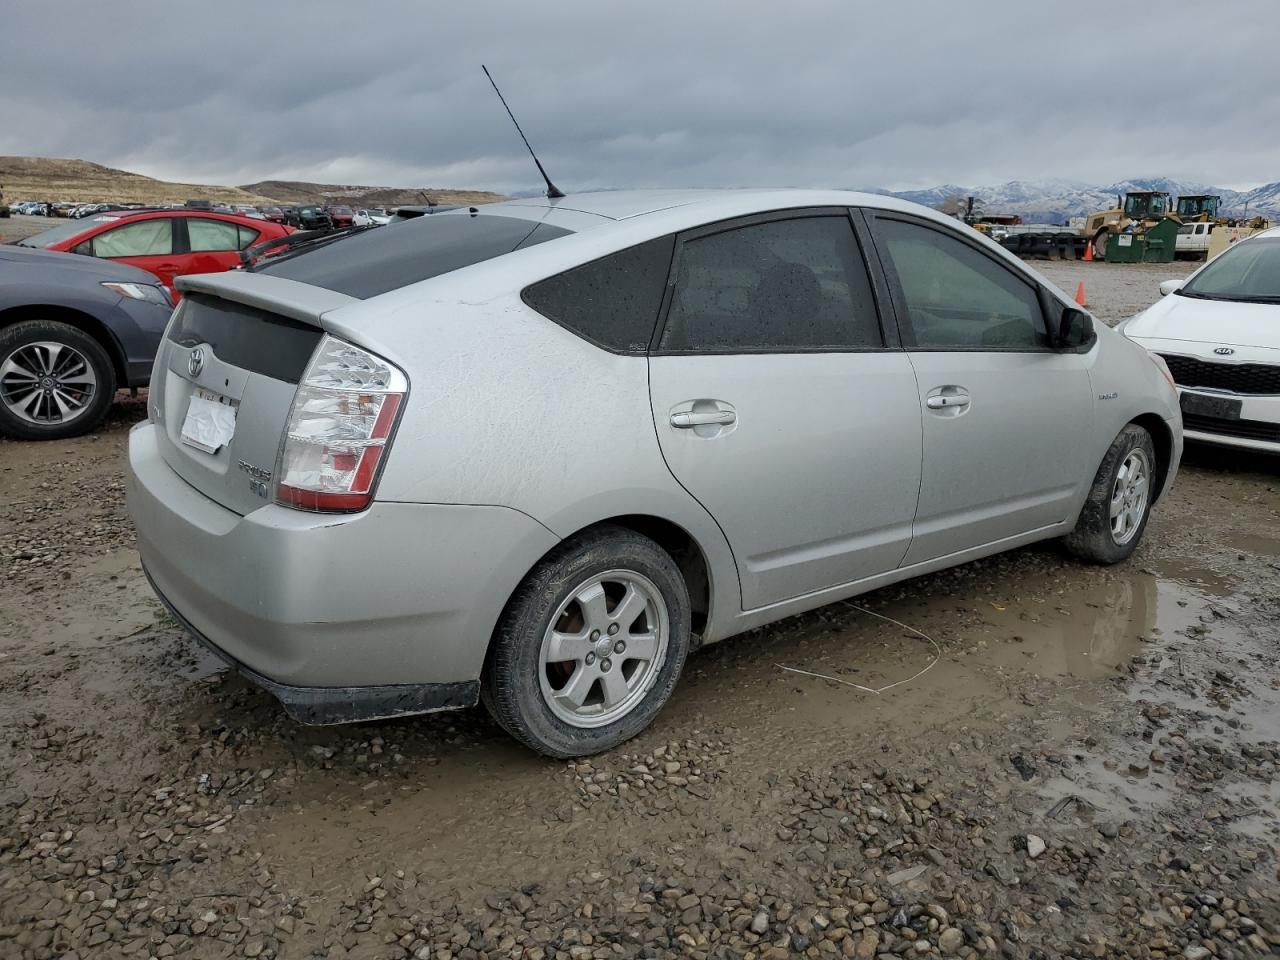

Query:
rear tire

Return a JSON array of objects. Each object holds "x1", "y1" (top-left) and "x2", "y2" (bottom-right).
[
  {"x1": 0, "y1": 320, "x2": 116, "y2": 441},
  {"x1": 482, "y1": 525, "x2": 691, "y2": 758},
  {"x1": 1064, "y1": 424, "x2": 1157, "y2": 565}
]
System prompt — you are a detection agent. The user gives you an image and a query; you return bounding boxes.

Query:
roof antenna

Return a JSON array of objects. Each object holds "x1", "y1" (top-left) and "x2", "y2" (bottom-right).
[{"x1": 482, "y1": 65, "x2": 564, "y2": 199}]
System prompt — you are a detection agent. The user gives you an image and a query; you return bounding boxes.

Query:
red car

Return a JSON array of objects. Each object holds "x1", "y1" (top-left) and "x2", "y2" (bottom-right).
[
  {"x1": 326, "y1": 205, "x2": 355, "y2": 229},
  {"x1": 15, "y1": 209, "x2": 293, "y2": 301}
]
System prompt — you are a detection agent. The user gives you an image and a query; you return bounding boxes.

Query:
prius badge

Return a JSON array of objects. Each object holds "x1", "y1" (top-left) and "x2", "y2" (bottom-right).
[
  {"x1": 1213, "y1": 347, "x2": 1235, "y2": 356},
  {"x1": 188, "y1": 347, "x2": 205, "y2": 377}
]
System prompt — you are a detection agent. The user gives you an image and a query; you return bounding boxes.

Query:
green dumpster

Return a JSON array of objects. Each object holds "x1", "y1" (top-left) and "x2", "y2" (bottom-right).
[{"x1": 1104, "y1": 217, "x2": 1179, "y2": 263}]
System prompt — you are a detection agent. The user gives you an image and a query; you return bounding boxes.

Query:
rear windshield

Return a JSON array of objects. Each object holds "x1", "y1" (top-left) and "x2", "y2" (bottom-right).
[{"x1": 256, "y1": 212, "x2": 574, "y2": 299}]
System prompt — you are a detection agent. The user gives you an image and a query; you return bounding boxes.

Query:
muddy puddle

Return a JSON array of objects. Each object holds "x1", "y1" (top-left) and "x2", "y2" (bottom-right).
[{"x1": 670, "y1": 563, "x2": 1232, "y2": 738}]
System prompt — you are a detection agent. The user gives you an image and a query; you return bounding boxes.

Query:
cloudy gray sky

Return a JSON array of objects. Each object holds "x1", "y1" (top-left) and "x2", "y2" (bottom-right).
[{"x1": 3, "y1": 1, "x2": 1278, "y2": 193}]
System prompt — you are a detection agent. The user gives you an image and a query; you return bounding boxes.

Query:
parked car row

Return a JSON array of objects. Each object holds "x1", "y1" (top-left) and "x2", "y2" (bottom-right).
[
  {"x1": 8, "y1": 198, "x2": 399, "y2": 228},
  {"x1": 14, "y1": 208, "x2": 293, "y2": 302}
]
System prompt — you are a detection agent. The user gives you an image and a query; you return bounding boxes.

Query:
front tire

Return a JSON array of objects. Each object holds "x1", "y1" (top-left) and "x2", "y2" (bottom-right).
[
  {"x1": 1064, "y1": 424, "x2": 1157, "y2": 565},
  {"x1": 0, "y1": 320, "x2": 116, "y2": 440},
  {"x1": 482, "y1": 525, "x2": 691, "y2": 758}
]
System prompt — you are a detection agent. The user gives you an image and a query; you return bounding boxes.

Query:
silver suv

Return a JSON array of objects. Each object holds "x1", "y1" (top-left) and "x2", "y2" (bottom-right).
[{"x1": 127, "y1": 190, "x2": 1183, "y2": 757}]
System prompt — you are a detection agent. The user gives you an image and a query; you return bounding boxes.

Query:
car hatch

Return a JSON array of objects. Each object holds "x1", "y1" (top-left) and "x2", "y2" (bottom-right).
[{"x1": 150, "y1": 276, "x2": 356, "y2": 515}]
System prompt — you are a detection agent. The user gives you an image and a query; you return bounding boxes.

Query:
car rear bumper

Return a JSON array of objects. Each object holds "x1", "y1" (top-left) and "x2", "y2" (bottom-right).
[
  {"x1": 145, "y1": 565, "x2": 480, "y2": 723},
  {"x1": 127, "y1": 421, "x2": 559, "y2": 707}
]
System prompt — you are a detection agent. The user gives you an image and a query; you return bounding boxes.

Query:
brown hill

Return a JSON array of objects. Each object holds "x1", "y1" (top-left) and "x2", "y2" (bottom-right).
[
  {"x1": 0, "y1": 157, "x2": 505, "y2": 209},
  {"x1": 241, "y1": 180, "x2": 506, "y2": 208},
  {"x1": 0, "y1": 157, "x2": 278, "y2": 206}
]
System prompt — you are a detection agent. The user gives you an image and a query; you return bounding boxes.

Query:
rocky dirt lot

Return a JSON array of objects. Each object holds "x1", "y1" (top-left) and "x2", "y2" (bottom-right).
[{"x1": 1, "y1": 262, "x2": 1278, "y2": 960}]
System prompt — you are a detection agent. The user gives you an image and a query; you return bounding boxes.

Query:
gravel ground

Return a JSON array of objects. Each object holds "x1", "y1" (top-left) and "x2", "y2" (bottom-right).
[
  {"x1": 0, "y1": 214, "x2": 69, "y2": 244},
  {"x1": 1, "y1": 263, "x2": 1277, "y2": 960}
]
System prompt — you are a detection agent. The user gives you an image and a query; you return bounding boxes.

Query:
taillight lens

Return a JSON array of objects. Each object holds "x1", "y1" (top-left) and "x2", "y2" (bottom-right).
[{"x1": 275, "y1": 335, "x2": 407, "y2": 512}]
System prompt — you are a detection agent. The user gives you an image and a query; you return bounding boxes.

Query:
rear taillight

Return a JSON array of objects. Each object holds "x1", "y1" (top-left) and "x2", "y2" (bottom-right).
[{"x1": 275, "y1": 335, "x2": 407, "y2": 512}]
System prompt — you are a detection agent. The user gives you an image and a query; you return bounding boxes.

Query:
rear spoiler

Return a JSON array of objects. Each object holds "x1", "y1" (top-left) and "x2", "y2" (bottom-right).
[{"x1": 175, "y1": 272, "x2": 358, "y2": 327}]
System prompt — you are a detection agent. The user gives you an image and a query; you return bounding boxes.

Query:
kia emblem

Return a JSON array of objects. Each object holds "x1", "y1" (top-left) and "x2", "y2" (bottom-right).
[
  {"x1": 1213, "y1": 347, "x2": 1235, "y2": 356},
  {"x1": 188, "y1": 347, "x2": 205, "y2": 377}
]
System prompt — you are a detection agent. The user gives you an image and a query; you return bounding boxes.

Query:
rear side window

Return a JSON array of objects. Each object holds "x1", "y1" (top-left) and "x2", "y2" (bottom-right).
[
  {"x1": 522, "y1": 237, "x2": 674, "y2": 353},
  {"x1": 187, "y1": 217, "x2": 242, "y2": 252},
  {"x1": 874, "y1": 217, "x2": 1048, "y2": 350},
  {"x1": 258, "y1": 213, "x2": 573, "y2": 299},
  {"x1": 659, "y1": 215, "x2": 882, "y2": 352}
]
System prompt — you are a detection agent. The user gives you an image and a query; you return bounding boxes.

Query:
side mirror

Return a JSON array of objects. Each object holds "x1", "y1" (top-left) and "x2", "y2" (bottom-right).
[
  {"x1": 1158, "y1": 279, "x2": 1183, "y2": 297},
  {"x1": 1057, "y1": 307, "x2": 1094, "y2": 350}
]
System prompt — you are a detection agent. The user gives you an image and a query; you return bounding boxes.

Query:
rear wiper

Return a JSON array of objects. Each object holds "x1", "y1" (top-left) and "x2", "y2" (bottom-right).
[{"x1": 241, "y1": 224, "x2": 381, "y2": 269}]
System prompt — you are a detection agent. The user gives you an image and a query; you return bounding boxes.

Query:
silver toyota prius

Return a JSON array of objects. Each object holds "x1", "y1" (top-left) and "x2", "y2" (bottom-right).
[{"x1": 127, "y1": 189, "x2": 1183, "y2": 757}]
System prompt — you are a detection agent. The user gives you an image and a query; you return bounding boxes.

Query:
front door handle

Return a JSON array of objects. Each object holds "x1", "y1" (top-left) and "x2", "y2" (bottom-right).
[
  {"x1": 926, "y1": 395, "x2": 970, "y2": 410},
  {"x1": 670, "y1": 409, "x2": 736, "y2": 428}
]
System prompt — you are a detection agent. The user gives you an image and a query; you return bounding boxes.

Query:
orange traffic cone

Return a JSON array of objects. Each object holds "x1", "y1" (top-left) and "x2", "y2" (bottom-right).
[
  {"x1": 1082, "y1": 240, "x2": 1093, "y2": 262},
  {"x1": 1075, "y1": 282, "x2": 1087, "y2": 307}
]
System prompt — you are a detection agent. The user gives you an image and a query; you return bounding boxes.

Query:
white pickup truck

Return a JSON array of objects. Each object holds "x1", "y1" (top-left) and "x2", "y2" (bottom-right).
[{"x1": 1175, "y1": 221, "x2": 1212, "y2": 258}]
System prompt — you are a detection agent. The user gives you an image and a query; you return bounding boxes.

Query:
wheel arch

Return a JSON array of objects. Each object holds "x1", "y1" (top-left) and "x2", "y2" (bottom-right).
[
  {"x1": 587, "y1": 514, "x2": 712, "y2": 640},
  {"x1": 0, "y1": 303, "x2": 129, "y2": 387},
  {"x1": 1129, "y1": 412, "x2": 1174, "y2": 503}
]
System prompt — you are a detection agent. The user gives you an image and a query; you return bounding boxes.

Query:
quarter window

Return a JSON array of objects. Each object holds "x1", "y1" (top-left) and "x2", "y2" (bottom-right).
[
  {"x1": 522, "y1": 237, "x2": 674, "y2": 353},
  {"x1": 91, "y1": 219, "x2": 173, "y2": 258},
  {"x1": 659, "y1": 215, "x2": 881, "y2": 352},
  {"x1": 875, "y1": 217, "x2": 1049, "y2": 350}
]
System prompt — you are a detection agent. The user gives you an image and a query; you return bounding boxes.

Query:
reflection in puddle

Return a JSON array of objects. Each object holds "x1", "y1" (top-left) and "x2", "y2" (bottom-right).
[{"x1": 980, "y1": 574, "x2": 1199, "y2": 680}]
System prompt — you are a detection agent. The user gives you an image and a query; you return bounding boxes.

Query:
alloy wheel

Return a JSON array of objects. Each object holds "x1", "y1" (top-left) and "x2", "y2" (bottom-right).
[
  {"x1": 538, "y1": 570, "x2": 670, "y2": 728},
  {"x1": 1109, "y1": 448, "x2": 1150, "y2": 546},
  {"x1": 0, "y1": 341, "x2": 98, "y2": 426}
]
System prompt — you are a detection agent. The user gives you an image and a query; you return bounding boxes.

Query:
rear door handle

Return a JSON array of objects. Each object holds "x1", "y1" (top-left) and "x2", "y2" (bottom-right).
[
  {"x1": 926, "y1": 395, "x2": 970, "y2": 409},
  {"x1": 670, "y1": 410, "x2": 736, "y2": 428}
]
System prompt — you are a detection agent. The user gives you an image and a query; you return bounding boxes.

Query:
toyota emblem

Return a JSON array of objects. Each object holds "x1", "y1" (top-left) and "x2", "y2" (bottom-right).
[
  {"x1": 1213, "y1": 347, "x2": 1235, "y2": 356},
  {"x1": 188, "y1": 347, "x2": 205, "y2": 377}
]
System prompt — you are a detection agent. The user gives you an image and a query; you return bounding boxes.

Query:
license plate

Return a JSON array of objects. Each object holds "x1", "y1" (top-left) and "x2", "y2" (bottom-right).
[
  {"x1": 180, "y1": 388, "x2": 238, "y2": 453},
  {"x1": 1180, "y1": 391, "x2": 1242, "y2": 421}
]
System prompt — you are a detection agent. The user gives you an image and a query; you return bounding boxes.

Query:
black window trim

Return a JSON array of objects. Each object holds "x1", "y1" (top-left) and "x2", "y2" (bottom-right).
[
  {"x1": 864, "y1": 208, "x2": 1062, "y2": 355},
  {"x1": 650, "y1": 206, "x2": 899, "y2": 357},
  {"x1": 519, "y1": 234, "x2": 677, "y2": 357},
  {"x1": 173, "y1": 215, "x2": 191, "y2": 255}
]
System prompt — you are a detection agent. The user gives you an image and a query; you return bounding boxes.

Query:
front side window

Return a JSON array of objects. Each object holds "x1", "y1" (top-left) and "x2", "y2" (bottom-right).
[
  {"x1": 875, "y1": 217, "x2": 1048, "y2": 350},
  {"x1": 187, "y1": 217, "x2": 243, "y2": 252},
  {"x1": 659, "y1": 215, "x2": 881, "y2": 352},
  {"x1": 92, "y1": 219, "x2": 173, "y2": 258}
]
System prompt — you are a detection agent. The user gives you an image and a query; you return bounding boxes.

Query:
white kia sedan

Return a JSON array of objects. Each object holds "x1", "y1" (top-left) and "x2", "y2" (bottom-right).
[{"x1": 1122, "y1": 226, "x2": 1280, "y2": 453}]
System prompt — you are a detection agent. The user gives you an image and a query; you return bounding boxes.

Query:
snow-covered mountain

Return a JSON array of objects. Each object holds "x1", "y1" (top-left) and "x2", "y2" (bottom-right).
[{"x1": 865, "y1": 178, "x2": 1280, "y2": 224}]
